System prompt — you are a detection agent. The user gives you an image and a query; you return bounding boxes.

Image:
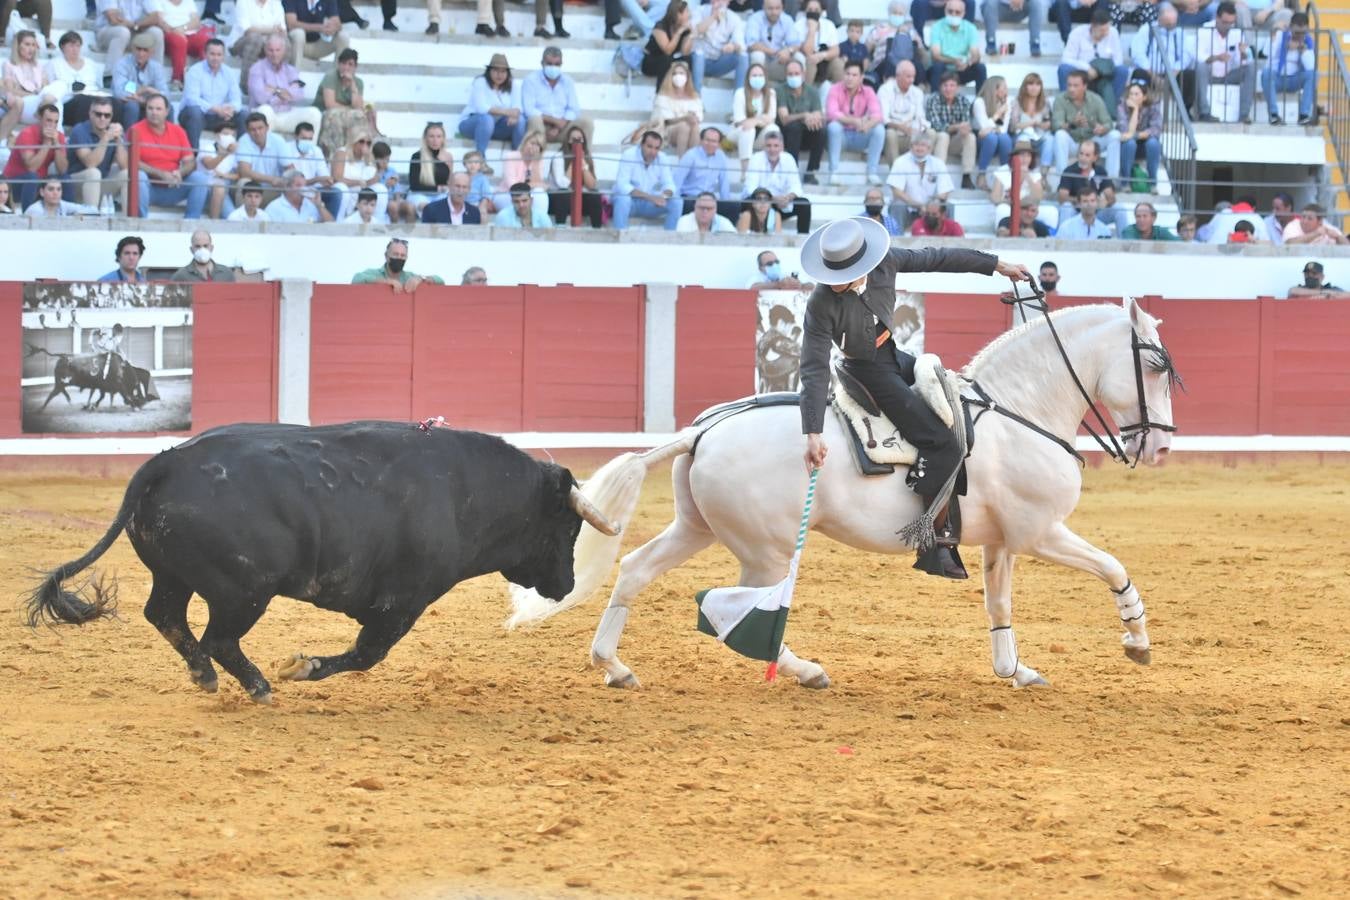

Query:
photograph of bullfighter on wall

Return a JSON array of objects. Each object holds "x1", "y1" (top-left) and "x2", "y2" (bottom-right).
[{"x1": 21, "y1": 282, "x2": 193, "y2": 434}]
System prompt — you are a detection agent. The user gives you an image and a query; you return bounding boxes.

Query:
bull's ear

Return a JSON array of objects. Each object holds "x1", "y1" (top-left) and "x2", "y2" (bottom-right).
[{"x1": 554, "y1": 464, "x2": 578, "y2": 504}]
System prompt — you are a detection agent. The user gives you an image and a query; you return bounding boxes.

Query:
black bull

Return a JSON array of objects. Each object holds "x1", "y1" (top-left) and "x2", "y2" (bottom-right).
[
  {"x1": 26, "y1": 346, "x2": 159, "y2": 411},
  {"x1": 26, "y1": 421, "x2": 619, "y2": 703}
]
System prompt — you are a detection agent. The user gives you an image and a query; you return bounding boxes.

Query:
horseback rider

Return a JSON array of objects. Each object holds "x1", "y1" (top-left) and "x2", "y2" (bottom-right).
[
  {"x1": 797, "y1": 217, "x2": 1030, "y2": 579},
  {"x1": 90, "y1": 323, "x2": 125, "y2": 381}
]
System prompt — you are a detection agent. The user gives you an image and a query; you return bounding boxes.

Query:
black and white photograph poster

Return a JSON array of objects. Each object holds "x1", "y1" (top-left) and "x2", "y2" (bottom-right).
[{"x1": 21, "y1": 282, "x2": 193, "y2": 434}]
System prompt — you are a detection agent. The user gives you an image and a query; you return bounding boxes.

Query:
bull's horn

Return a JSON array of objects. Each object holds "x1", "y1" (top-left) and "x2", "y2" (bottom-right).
[{"x1": 569, "y1": 486, "x2": 620, "y2": 536}]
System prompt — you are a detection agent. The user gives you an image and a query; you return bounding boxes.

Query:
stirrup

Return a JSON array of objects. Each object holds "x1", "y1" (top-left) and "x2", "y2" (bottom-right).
[{"x1": 914, "y1": 544, "x2": 968, "y2": 580}]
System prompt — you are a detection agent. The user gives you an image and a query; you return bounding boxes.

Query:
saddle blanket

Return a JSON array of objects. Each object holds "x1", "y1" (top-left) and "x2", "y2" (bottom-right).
[{"x1": 831, "y1": 354, "x2": 957, "y2": 467}]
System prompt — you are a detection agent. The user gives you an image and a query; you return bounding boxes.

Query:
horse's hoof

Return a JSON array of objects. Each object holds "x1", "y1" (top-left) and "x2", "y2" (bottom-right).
[
  {"x1": 1124, "y1": 645, "x2": 1152, "y2": 666},
  {"x1": 276, "y1": 654, "x2": 317, "y2": 681},
  {"x1": 196, "y1": 678, "x2": 218, "y2": 694},
  {"x1": 605, "y1": 671, "x2": 641, "y2": 690},
  {"x1": 250, "y1": 690, "x2": 274, "y2": 705},
  {"x1": 1014, "y1": 673, "x2": 1051, "y2": 688},
  {"x1": 799, "y1": 672, "x2": 831, "y2": 690}
]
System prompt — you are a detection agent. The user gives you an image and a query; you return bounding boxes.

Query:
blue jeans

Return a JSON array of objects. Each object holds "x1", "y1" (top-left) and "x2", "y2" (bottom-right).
[
  {"x1": 178, "y1": 107, "x2": 245, "y2": 157},
  {"x1": 457, "y1": 113, "x2": 527, "y2": 155},
  {"x1": 610, "y1": 194, "x2": 681, "y2": 230},
  {"x1": 826, "y1": 122, "x2": 884, "y2": 178},
  {"x1": 8, "y1": 171, "x2": 46, "y2": 210},
  {"x1": 983, "y1": 0, "x2": 1044, "y2": 51},
  {"x1": 977, "y1": 131, "x2": 1012, "y2": 172},
  {"x1": 1120, "y1": 136, "x2": 1161, "y2": 183},
  {"x1": 1263, "y1": 68, "x2": 1315, "y2": 118},
  {"x1": 691, "y1": 51, "x2": 748, "y2": 93},
  {"x1": 136, "y1": 169, "x2": 211, "y2": 218}
]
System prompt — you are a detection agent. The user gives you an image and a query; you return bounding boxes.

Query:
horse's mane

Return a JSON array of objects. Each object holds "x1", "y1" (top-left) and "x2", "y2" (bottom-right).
[{"x1": 962, "y1": 303, "x2": 1123, "y2": 379}]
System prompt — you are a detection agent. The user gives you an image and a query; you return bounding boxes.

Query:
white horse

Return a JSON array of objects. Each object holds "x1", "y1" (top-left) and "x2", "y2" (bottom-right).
[{"x1": 508, "y1": 297, "x2": 1180, "y2": 690}]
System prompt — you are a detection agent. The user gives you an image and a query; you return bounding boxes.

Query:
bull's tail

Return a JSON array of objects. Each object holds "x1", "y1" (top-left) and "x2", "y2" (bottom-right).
[
  {"x1": 505, "y1": 431, "x2": 699, "y2": 629},
  {"x1": 24, "y1": 344, "x2": 57, "y2": 358},
  {"x1": 24, "y1": 460, "x2": 161, "y2": 627}
]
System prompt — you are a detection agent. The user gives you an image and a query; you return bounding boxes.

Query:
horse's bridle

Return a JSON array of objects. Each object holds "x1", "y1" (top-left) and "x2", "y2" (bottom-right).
[{"x1": 965, "y1": 280, "x2": 1183, "y2": 469}]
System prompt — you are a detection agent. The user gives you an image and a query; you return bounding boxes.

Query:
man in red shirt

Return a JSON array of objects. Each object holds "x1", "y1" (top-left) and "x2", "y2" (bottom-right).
[
  {"x1": 909, "y1": 199, "x2": 965, "y2": 236},
  {"x1": 1, "y1": 103, "x2": 68, "y2": 210},
  {"x1": 128, "y1": 93, "x2": 210, "y2": 218}
]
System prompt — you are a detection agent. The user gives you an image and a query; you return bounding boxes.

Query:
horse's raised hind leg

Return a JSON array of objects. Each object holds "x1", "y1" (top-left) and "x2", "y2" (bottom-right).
[
  {"x1": 982, "y1": 544, "x2": 1048, "y2": 688},
  {"x1": 591, "y1": 519, "x2": 715, "y2": 689},
  {"x1": 1026, "y1": 523, "x2": 1152, "y2": 665}
]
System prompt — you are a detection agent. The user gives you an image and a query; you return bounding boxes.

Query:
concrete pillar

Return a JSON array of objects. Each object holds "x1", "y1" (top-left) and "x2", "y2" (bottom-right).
[
  {"x1": 643, "y1": 282, "x2": 678, "y2": 433},
  {"x1": 277, "y1": 278, "x2": 312, "y2": 425}
]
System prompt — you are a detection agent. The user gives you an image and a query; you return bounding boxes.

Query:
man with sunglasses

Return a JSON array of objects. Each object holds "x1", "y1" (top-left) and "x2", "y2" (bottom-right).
[
  {"x1": 67, "y1": 97, "x2": 128, "y2": 211},
  {"x1": 351, "y1": 239, "x2": 445, "y2": 293}
]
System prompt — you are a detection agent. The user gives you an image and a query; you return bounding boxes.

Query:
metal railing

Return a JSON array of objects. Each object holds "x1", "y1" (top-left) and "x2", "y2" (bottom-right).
[
  {"x1": 1321, "y1": 25, "x2": 1350, "y2": 194},
  {"x1": 1159, "y1": 61, "x2": 1200, "y2": 217}
]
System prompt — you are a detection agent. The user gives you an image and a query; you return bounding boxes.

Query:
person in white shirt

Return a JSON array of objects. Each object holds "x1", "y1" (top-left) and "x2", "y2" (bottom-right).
[
  {"x1": 200, "y1": 122, "x2": 239, "y2": 219},
  {"x1": 1194, "y1": 1, "x2": 1255, "y2": 123},
  {"x1": 25, "y1": 178, "x2": 96, "y2": 216},
  {"x1": 1129, "y1": 5, "x2": 1196, "y2": 111},
  {"x1": 690, "y1": 0, "x2": 748, "y2": 92},
  {"x1": 265, "y1": 168, "x2": 332, "y2": 222},
  {"x1": 741, "y1": 127, "x2": 810, "y2": 234},
  {"x1": 611, "y1": 130, "x2": 682, "y2": 230},
  {"x1": 227, "y1": 181, "x2": 271, "y2": 221},
  {"x1": 885, "y1": 132, "x2": 952, "y2": 229},
  {"x1": 343, "y1": 188, "x2": 381, "y2": 224},
  {"x1": 1263, "y1": 11, "x2": 1315, "y2": 125},
  {"x1": 285, "y1": 121, "x2": 342, "y2": 220},
  {"x1": 676, "y1": 190, "x2": 737, "y2": 233},
  {"x1": 796, "y1": 0, "x2": 841, "y2": 85},
  {"x1": 1057, "y1": 8, "x2": 1128, "y2": 114},
  {"x1": 231, "y1": 0, "x2": 290, "y2": 78},
  {"x1": 877, "y1": 59, "x2": 934, "y2": 165}
]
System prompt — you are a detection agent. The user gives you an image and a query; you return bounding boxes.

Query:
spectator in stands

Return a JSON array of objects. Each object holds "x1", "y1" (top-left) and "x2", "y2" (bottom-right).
[
  {"x1": 1120, "y1": 201, "x2": 1178, "y2": 240},
  {"x1": 463, "y1": 150, "x2": 495, "y2": 215},
  {"x1": 289, "y1": 120, "x2": 342, "y2": 220},
  {"x1": 737, "y1": 186, "x2": 781, "y2": 233},
  {"x1": 332, "y1": 134, "x2": 381, "y2": 217},
  {"x1": 1056, "y1": 137, "x2": 1110, "y2": 212},
  {"x1": 878, "y1": 59, "x2": 932, "y2": 167},
  {"x1": 747, "y1": 248, "x2": 803, "y2": 290},
  {"x1": 477, "y1": 0, "x2": 565, "y2": 39},
  {"x1": 405, "y1": 121, "x2": 451, "y2": 210},
  {"x1": 67, "y1": 97, "x2": 127, "y2": 211},
  {"x1": 524, "y1": 47, "x2": 588, "y2": 149},
  {"x1": 201, "y1": 120, "x2": 238, "y2": 217},
  {"x1": 1282, "y1": 203, "x2": 1349, "y2": 246},
  {"x1": 2, "y1": 31, "x2": 65, "y2": 144},
  {"x1": 545, "y1": 124, "x2": 602, "y2": 227},
  {"x1": 1129, "y1": 4, "x2": 1195, "y2": 112},
  {"x1": 235, "y1": 112, "x2": 289, "y2": 202},
  {"x1": 284, "y1": 0, "x2": 349, "y2": 68},
  {"x1": 107, "y1": 31, "x2": 166, "y2": 129},
  {"x1": 1056, "y1": 184, "x2": 1112, "y2": 238},
  {"x1": 1117, "y1": 80, "x2": 1160, "y2": 187},
  {"x1": 1052, "y1": 69, "x2": 1119, "y2": 175},
  {"x1": 1288, "y1": 261, "x2": 1350, "y2": 299},
  {"x1": 318, "y1": 49, "x2": 376, "y2": 158},
  {"x1": 157, "y1": 0, "x2": 209, "y2": 88},
  {"x1": 422, "y1": 171, "x2": 483, "y2": 224},
  {"x1": 984, "y1": 0, "x2": 1045, "y2": 57},
  {"x1": 47, "y1": 32, "x2": 119, "y2": 128},
  {"x1": 926, "y1": 71, "x2": 976, "y2": 188},
  {"x1": 2, "y1": 100, "x2": 65, "y2": 209},
  {"x1": 866, "y1": 2, "x2": 926, "y2": 88},
  {"x1": 910, "y1": 0, "x2": 974, "y2": 51},
  {"x1": 95, "y1": 0, "x2": 165, "y2": 84},
  {"x1": 825, "y1": 59, "x2": 884, "y2": 185},
  {"x1": 744, "y1": 126, "x2": 809, "y2": 233},
  {"x1": 170, "y1": 229, "x2": 236, "y2": 281},
  {"x1": 492, "y1": 129, "x2": 547, "y2": 211},
  {"x1": 997, "y1": 197, "x2": 1052, "y2": 236},
  {"x1": 775, "y1": 58, "x2": 824, "y2": 184},
  {"x1": 691, "y1": 0, "x2": 749, "y2": 92},
  {"x1": 1264, "y1": 12, "x2": 1314, "y2": 126},
  {"x1": 885, "y1": 132, "x2": 951, "y2": 230},
  {"x1": 745, "y1": 0, "x2": 802, "y2": 83},
  {"x1": 25, "y1": 177, "x2": 95, "y2": 216},
  {"x1": 678, "y1": 190, "x2": 737, "y2": 232},
  {"x1": 1052, "y1": 0, "x2": 1091, "y2": 43},
  {"x1": 1195, "y1": 1, "x2": 1254, "y2": 124},
  {"x1": 179, "y1": 39, "x2": 244, "y2": 152},
  {"x1": 642, "y1": 2, "x2": 694, "y2": 85},
  {"x1": 231, "y1": 0, "x2": 290, "y2": 79},
  {"x1": 1060, "y1": 8, "x2": 1127, "y2": 113},
  {"x1": 0, "y1": 1, "x2": 54, "y2": 50},
  {"x1": 99, "y1": 235, "x2": 147, "y2": 282},
  {"x1": 1227, "y1": 219, "x2": 1264, "y2": 243},
  {"x1": 227, "y1": 180, "x2": 269, "y2": 221},
  {"x1": 613, "y1": 130, "x2": 682, "y2": 230},
  {"x1": 352, "y1": 239, "x2": 444, "y2": 290},
  {"x1": 0, "y1": 182, "x2": 12, "y2": 214},
  {"x1": 1011, "y1": 72, "x2": 1054, "y2": 174},
  {"x1": 1039, "y1": 260, "x2": 1060, "y2": 295},
  {"x1": 373, "y1": 140, "x2": 417, "y2": 223},
  {"x1": 344, "y1": 186, "x2": 379, "y2": 223},
  {"x1": 1264, "y1": 192, "x2": 1293, "y2": 245},
  {"x1": 973, "y1": 76, "x2": 1012, "y2": 188},
  {"x1": 496, "y1": 180, "x2": 554, "y2": 228},
  {"x1": 267, "y1": 167, "x2": 333, "y2": 222},
  {"x1": 458, "y1": 53, "x2": 526, "y2": 157},
  {"x1": 838, "y1": 19, "x2": 870, "y2": 73},
  {"x1": 648, "y1": 61, "x2": 702, "y2": 156},
  {"x1": 1202, "y1": 196, "x2": 1261, "y2": 243},
  {"x1": 251, "y1": 35, "x2": 321, "y2": 136},
  {"x1": 910, "y1": 198, "x2": 963, "y2": 236},
  {"x1": 988, "y1": 139, "x2": 1044, "y2": 213},
  {"x1": 731, "y1": 62, "x2": 777, "y2": 182},
  {"x1": 862, "y1": 185, "x2": 902, "y2": 235},
  {"x1": 1175, "y1": 213, "x2": 1197, "y2": 241},
  {"x1": 675, "y1": 125, "x2": 734, "y2": 215},
  {"x1": 927, "y1": 0, "x2": 985, "y2": 92},
  {"x1": 462, "y1": 266, "x2": 488, "y2": 285},
  {"x1": 797, "y1": 0, "x2": 842, "y2": 85}
]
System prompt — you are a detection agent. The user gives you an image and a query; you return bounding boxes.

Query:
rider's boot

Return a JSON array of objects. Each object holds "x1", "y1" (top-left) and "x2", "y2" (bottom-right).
[{"x1": 913, "y1": 498, "x2": 968, "y2": 580}]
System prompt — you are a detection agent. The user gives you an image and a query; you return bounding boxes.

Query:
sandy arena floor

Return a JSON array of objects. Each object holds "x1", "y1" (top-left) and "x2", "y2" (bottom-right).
[{"x1": 0, "y1": 458, "x2": 1347, "y2": 899}]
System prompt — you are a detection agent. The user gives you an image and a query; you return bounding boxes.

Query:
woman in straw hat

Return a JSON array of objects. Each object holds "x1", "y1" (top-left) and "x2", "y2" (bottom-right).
[
  {"x1": 798, "y1": 217, "x2": 1029, "y2": 579},
  {"x1": 456, "y1": 53, "x2": 526, "y2": 156}
]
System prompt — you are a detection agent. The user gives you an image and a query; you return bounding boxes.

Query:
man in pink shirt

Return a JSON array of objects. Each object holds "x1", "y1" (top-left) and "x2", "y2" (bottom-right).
[
  {"x1": 825, "y1": 59, "x2": 884, "y2": 184},
  {"x1": 1282, "y1": 203, "x2": 1350, "y2": 246}
]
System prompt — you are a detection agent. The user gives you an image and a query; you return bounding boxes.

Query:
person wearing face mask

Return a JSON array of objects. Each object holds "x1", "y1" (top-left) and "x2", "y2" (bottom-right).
[
  {"x1": 523, "y1": 47, "x2": 591, "y2": 147},
  {"x1": 351, "y1": 239, "x2": 445, "y2": 292},
  {"x1": 861, "y1": 185, "x2": 901, "y2": 235},
  {"x1": 927, "y1": 0, "x2": 985, "y2": 92},
  {"x1": 286, "y1": 120, "x2": 343, "y2": 221},
  {"x1": 866, "y1": 2, "x2": 926, "y2": 87},
  {"x1": 775, "y1": 58, "x2": 825, "y2": 184},
  {"x1": 171, "y1": 229, "x2": 237, "y2": 282},
  {"x1": 747, "y1": 249, "x2": 804, "y2": 290},
  {"x1": 908, "y1": 198, "x2": 964, "y2": 236},
  {"x1": 796, "y1": 0, "x2": 843, "y2": 86},
  {"x1": 799, "y1": 217, "x2": 1031, "y2": 579}
]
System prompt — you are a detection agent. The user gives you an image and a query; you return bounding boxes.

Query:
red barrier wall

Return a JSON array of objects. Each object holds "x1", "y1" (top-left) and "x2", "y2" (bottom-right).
[
  {"x1": 0, "y1": 280, "x2": 278, "y2": 438},
  {"x1": 309, "y1": 285, "x2": 645, "y2": 432},
  {"x1": 675, "y1": 288, "x2": 758, "y2": 427}
]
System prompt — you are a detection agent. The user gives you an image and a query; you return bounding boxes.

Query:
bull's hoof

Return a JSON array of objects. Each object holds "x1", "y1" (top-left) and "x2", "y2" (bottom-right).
[
  {"x1": 604, "y1": 671, "x2": 641, "y2": 690},
  {"x1": 276, "y1": 654, "x2": 318, "y2": 681},
  {"x1": 189, "y1": 667, "x2": 218, "y2": 693},
  {"x1": 1123, "y1": 645, "x2": 1152, "y2": 666},
  {"x1": 250, "y1": 690, "x2": 274, "y2": 705},
  {"x1": 799, "y1": 672, "x2": 831, "y2": 690}
]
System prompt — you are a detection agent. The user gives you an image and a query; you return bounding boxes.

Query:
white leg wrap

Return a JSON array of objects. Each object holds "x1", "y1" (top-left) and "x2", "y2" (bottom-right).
[
  {"x1": 990, "y1": 626, "x2": 1018, "y2": 679},
  {"x1": 1113, "y1": 582, "x2": 1149, "y2": 649},
  {"x1": 591, "y1": 606, "x2": 629, "y2": 663}
]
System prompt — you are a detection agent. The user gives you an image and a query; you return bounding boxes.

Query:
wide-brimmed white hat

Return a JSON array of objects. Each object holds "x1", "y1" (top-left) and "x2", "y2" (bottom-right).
[{"x1": 799, "y1": 217, "x2": 891, "y2": 286}]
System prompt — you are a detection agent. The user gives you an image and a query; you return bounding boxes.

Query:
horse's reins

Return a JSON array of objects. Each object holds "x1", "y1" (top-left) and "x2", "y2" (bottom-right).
[{"x1": 965, "y1": 278, "x2": 1182, "y2": 469}]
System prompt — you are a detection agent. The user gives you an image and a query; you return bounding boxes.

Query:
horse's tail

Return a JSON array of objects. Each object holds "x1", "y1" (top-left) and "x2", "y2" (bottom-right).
[{"x1": 505, "y1": 431, "x2": 699, "y2": 629}]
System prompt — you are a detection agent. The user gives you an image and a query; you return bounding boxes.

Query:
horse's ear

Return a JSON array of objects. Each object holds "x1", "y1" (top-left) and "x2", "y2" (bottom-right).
[{"x1": 1125, "y1": 296, "x2": 1144, "y2": 328}]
